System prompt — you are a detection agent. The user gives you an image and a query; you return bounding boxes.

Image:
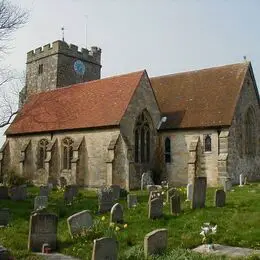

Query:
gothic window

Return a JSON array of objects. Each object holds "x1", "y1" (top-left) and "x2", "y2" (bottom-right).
[
  {"x1": 134, "y1": 111, "x2": 151, "y2": 163},
  {"x1": 245, "y1": 107, "x2": 256, "y2": 156},
  {"x1": 164, "y1": 137, "x2": 171, "y2": 163},
  {"x1": 38, "y1": 64, "x2": 43, "y2": 75},
  {"x1": 204, "y1": 135, "x2": 212, "y2": 152},
  {"x1": 38, "y1": 139, "x2": 49, "y2": 169},
  {"x1": 63, "y1": 137, "x2": 73, "y2": 170}
]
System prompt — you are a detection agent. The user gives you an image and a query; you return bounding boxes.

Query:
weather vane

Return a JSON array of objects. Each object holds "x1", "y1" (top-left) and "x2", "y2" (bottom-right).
[{"x1": 61, "y1": 26, "x2": 65, "y2": 42}]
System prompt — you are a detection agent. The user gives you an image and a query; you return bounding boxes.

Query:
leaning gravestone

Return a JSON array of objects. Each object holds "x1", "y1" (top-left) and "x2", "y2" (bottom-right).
[
  {"x1": 148, "y1": 197, "x2": 163, "y2": 219},
  {"x1": 39, "y1": 186, "x2": 49, "y2": 197},
  {"x1": 34, "y1": 196, "x2": 48, "y2": 211},
  {"x1": 141, "y1": 171, "x2": 154, "y2": 190},
  {"x1": 0, "y1": 245, "x2": 10, "y2": 260},
  {"x1": 110, "y1": 185, "x2": 120, "y2": 201},
  {"x1": 91, "y1": 237, "x2": 117, "y2": 260},
  {"x1": 98, "y1": 188, "x2": 114, "y2": 213},
  {"x1": 0, "y1": 208, "x2": 10, "y2": 227},
  {"x1": 144, "y1": 229, "x2": 168, "y2": 259},
  {"x1": 0, "y1": 187, "x2": 8, "y2": 200},
  {"x1": 110, "y1": 203, "x2": 123, "y2": 224},
  {"x1": 191, "y1": 177, "x2": 207, "y2": 209},
  {"x1": 67, "y1": 210, "x2": 93, "y2": 238},
  {"x1": 170, "y1": 194, "x2": 181, "y2": 215},
  {"x1": 28, "y1": 211, "x2": 58, "y2": 252},
  {"x1": 127, "y1": 194, "x2": 138, "y2": 208},
  {"x1": 10, "y1": 185, "x2": 27, "y2": 201},
  {"x1": 215, "y1": 189, "x2": 226, "y2": 207}
]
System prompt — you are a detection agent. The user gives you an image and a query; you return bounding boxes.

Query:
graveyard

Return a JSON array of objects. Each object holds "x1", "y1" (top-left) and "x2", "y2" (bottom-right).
[{"x1": 0, "y1": 180, "x2": 259, "y2": 259}]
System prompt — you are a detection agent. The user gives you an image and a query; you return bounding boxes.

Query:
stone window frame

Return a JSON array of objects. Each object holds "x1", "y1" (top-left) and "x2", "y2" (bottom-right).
[
  {"x1": 204, "y1": 134, "x2": 212, "y2": 152},
  {"x1": 38, "y1": 64, "x2": 43, "y2": 75},
  {"x1": 37, "y1": 139, "x2": 49, "y2": 169},
  {"x1": 62, "y1": 137, "x2": 74, "y2": 170},
  {"x1": 244, "y1": 106, "x2": 256, "y2": 156},
  {"x1": 164, "y1": 137, "x2": 171, "y2": 163}
]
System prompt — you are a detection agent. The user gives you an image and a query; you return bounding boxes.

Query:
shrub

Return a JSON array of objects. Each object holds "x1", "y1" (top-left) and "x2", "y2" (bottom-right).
[
  {"x1": 120, "y1": 188, "x2": 128, "y2": 198},
  {"x1": 5, "y1": 169, "x2": 28, "y2": 187}
]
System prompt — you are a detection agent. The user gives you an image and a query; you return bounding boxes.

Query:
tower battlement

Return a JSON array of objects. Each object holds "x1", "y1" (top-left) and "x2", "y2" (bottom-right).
[{"x1": 27, "y1": 40, "x2": 101, "y2": 64}]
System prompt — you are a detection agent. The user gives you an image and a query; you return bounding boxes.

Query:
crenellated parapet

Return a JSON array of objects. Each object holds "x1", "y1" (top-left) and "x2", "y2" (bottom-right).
[{"x1": 27, "y1": 40, "x2": 101, "y2": 65}]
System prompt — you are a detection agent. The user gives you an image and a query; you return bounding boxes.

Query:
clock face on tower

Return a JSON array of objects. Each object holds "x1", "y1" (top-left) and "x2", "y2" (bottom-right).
[{"x1": 73, "y1": 60, "x2": 86, "y2": 76}]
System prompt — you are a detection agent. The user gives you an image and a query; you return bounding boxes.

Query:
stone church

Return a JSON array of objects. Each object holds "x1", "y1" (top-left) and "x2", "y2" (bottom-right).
[{"x1": 0, "y1": 40, "x2": 260, "y2": 189}]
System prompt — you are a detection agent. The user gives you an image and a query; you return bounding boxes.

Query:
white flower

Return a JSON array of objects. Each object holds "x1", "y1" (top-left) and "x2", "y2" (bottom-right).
[
  {"x1": 161, "y1": 191, "x2": 165, "y2": 195},
  {"x1": 211, "y1": 225, "x2": 217, "y2": 234},
  {"x1": 201, "y1": 227, "x2": 210, "y2": 234},
  {"x1": 200, "y1": 231, "x2": 205, "y2": 236}
]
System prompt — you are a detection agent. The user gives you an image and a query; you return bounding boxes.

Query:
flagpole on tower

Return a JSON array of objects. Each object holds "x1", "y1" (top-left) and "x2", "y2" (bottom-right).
[{"x1": 84, "y1": 15, "x2": 88, "y2": 49}]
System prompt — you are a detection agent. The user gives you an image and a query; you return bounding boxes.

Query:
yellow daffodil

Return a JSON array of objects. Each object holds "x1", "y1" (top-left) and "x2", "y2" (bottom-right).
[
  {"x1": 101, "y1": 216, "x2": 105, "y2": 221},
  {"x1": 123, "y1": 224, "x2": 128, "y2": 229},
  {"x1": 115, "y1": 226, "x2": 120, "y2": 231},
  {"x1": 110, "y1": 222, "x2": 115, "y2": 227}
]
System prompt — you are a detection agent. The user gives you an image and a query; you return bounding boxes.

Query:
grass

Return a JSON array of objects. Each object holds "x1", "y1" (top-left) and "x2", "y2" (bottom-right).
[{"x1": 0, "y1": 183, "x2": 260, "y2": 259}]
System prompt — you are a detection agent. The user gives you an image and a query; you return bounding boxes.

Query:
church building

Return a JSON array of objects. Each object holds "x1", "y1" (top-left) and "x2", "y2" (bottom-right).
[{"x1": 0, "y1": 40, "x2": 260, "y2": 189}]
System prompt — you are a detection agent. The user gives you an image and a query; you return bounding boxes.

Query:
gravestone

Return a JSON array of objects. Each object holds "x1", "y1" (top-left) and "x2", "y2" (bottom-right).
[
  {"x1": 127, "y1": 194, "x2": 138, "y2": 208},
  {"x1": 34, "y1": 196, "x2": 48, "y2": 211},
  {"x1": 0, "y1": 208, "x2": 10, "y2": 227},
  {"x1": 91, "y1": 237, "x2": 117, "y2": 260},
  {"x1": 59, "y1": 177, "x2": 67, "y2": 188},
  {"x1": 186, "y1": 183, "x2": 193, "y2": 201},
  {"x1": 149, "y1": 190, "x2": 163, "y2": 203},
  {"x1": 148, "y1": 197, "x2": 163, "y2": 219},
  {"x1": 170, "y1": 194, "x2": 181, "y2": 215},
  {"x1": 167, "y1": 187, "x2": 177, "y2": 202},
  {"x1": 141, "y1": 171, "x2": 154, "y2": 190},
  {"x1": 244, "y1": 176, "x2": 248, "y2": 185},
  {"x1": 48, "y1": 183, "x2": 53, "y2": 191},
  {"x1": 0, "y1": 245, "x2": 10, "y2": 260},
  {"x1": 144, "y1": 229, "x2": 168, "y2": 259},
  {"x1": 110, "y1": 203, "x2": 123, "y2": 224},
  {"x1": 191, "y1": 177, "x2": 207, "y2": 209},
  {"x1": 98, "y1": 188, "x2": 114, "y2": 213},
  {"x1": 239, "y1": 174, "x2": 244, "y2": 187},
  {"x1": 39, "y1": 186, "x2": 49, "y2": 197},
  {"x1": 0, "y1": 187, "x2": 8, "y2": 200},
  {"x1": 67, "y1": 210, "x2": 93, "y2": 238},
  {"x1": 161, "y1": 181, "x2": 169, "y2": 189},
  {"x1": 10, "y1": 185, "x2": 27, "y2": 201},
  {"x1": 147, "y1": 185, "x2": 162, "y2": 193},
  {"x1": 223, "y1": 178, "x2": 232, "y2": 192},
  {"x1": 215, "y1": 189, "x2": 226, "y2": 207},
  {"x1": 28, "y1": 211, "x2": 58, "y2": 252},
  {"x1": 110, "y1": 185, "x2": 120, "y2": 201},
  {"x1": 64, "y1": 185, "x2": 78, "y2": 204}
]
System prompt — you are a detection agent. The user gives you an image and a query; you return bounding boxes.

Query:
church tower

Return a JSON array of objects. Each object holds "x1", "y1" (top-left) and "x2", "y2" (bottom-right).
[{"x1": 20, "y1": 40, "x2": 102, "y2": 105}]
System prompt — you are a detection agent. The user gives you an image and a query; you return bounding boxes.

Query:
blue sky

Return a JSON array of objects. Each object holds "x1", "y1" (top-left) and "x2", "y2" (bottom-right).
[{"x1": 1, "y1": 0, "x2": 260, "y2": 143}]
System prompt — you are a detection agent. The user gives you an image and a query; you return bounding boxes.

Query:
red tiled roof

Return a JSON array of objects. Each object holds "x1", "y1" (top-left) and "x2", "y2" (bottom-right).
[
  {"x1": 151, "y1": 62, "x2": 249, "y2": 129},
  {"x1": 6, "y1": 70, "x2": 145, "y2": 135}
]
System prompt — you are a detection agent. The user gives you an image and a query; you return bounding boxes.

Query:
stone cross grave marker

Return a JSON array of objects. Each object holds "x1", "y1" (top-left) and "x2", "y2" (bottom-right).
[
  {"x1": 144, "y1": 229, "x2": 168, "y2": 259},
  {"x1": 110, "y1": 203, "x2": 123, "y2": 224},
  {"x1": 98, "y1": 187, "x2": 114, "y2": 213},
  {"x1": 91, "y1": 237, "x2": 118, "y2": 260},
  {"x1": 110, "y1": 185, "x2": 120, "y2": 201},
  {"x1": 10, "y1": 185, "x2": 27, "y2": 201},
  {"x1": 167, "y1": 187, "x2": 177, "y2": 202},
  {"x1": 148, "y1": 197, "x2": 163, "y2": 219},
  {"x1": 141, "y1": 171, "x2": 154, "y2": 190},
  {"x1": 186, "y1": 183, "x2": 193, "y2": 201},
  {"x1": 191, "y1": 177, "x2": 207, "y2": 209},
  {"x1": 67, "y1": 210, "x2": 93, "y2": 238},
  {"x1": 39, "y1": 186, "x2": 49, "y2": 197},
  {"x1": 127, "y1": 194, "x2": 138, "y2": 208},
  {"x1": 34, "y1": 196, "x2": 48, "y2": 211},
  {"x1": 28, "y1": 212, "x2": 58, "y2": 252},
  {"x1": 0, "y1": 187, "x2": 8, "y2": 200},
  {"x1": 170, "y1": 194, "x2": 181, "y2": 215},
  {"x1": 215, "y1": 189, "x2": 226, "y2": 207},
  {"x1": 0, "y1": 208, "x2": 10, "y2": 227}
]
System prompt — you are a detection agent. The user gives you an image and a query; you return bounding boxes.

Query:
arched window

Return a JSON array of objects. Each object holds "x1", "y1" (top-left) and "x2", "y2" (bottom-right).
[
  {"x1": 38, "y1": 139, "x2": 49, "y2": 169},
  {"x1": 245, "y1": 107, "x2": 256, "y2": 155},
  {"x1": 63, "y1": 137, "x2": 73, "y2": 170},
  {"x1": 164, "y1": 137, "x2": 171, "y2": 163},
  {"x1": 204, "y1": 135, "x2": 212, "y2": 152},
  {"x1": 134, "y1": 111, "x2": 151, "y2": 163}
]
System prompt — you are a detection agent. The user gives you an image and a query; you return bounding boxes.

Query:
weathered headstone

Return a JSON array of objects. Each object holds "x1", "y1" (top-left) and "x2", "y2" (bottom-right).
[
  {"x1": 141, "y1": 171, "x2": 154, "y2": 190},
  {"x1": 98, "y1": 188, "x2": 114, "y2": 213},
  {"x1": 167, "y1": 187, "x2": 177, "y2": 202},
  {"x1": 39, "y1": 186, "x2": 49, "y2": 197},
  {"x1": 34, "y1": 196, "x2": 48, "y2": 211},
  {"x1": 127, "y1": 194, "x2": 138, "y2": 208},
  {"x1": 110, "y1": 203, "x2": 123, "y2": 224},
  {"x1": 0, "y1": 208, "x2": 10, "y2": 227},
  {"x1": 28, "y1": 212, "x2": 58, "y2": 252},
  {"x1": 147, "y1": 185, "x2": 162, "y2": 193},
  {"x1": 47, "y1": 183, "x2": 53, "y2": 191},
  {"x1": 67, "y1": 210, "x2": 93, "y2": 238},
  {"x1": 215, "y1": 189, "x2": 226, "y2": 207},
  {"x1": 161, "y1": 181, "x2": 169, "y2": 189},
  {"x1": 186, "y1": 183, "x2": 193, "y2": 201},
  {"x1": 170, "y1": 194, "x2": 181, "y2": 215},
  {"x1": 10, "y1": 185, "x2": 27, "y2": 201},
  {"x1": 0, "y1": 187, "x2": 8, "y2": 200},
  {"x1": 144, "y1": 229, "x2": 168, "y2": 259},
  {"x1": 91, "y1": 237, "x2": 117, "y2": 260},
  {"x1": 239, "y1": 174, "x2": 244, "y2": 187},
  {"x1": 64, "y1": 185, "x2": 78, "y2": 204},
  {"x1": 223, "y1": 178, "x2": 232, "y2": 192},
  {"x1": 244, "y1": 176, "x2": 248, "y2": 185},
  {"x1": 0, "y1": 245, "x2": 10, "y2": 260},
  {"x1": 191, "y1": 177, "x2": 207, "y2": 209},
  {"x1": 149, "y1": 190, "x2": 163, "y2": 203},
  {"x1": 110, "y1": 185, "x2": 120, "y2": 201},
  {"x1": 148, "y1": 197, "x2": 163, "y2": 219}
]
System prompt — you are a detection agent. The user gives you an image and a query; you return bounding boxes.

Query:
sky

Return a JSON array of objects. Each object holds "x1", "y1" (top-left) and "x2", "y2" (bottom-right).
[{"x1": 1, "y1": 0, "x2": 260, "y2": 144}]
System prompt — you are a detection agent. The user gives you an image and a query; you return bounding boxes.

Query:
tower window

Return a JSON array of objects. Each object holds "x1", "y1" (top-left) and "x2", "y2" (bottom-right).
[
  {"x1": 164, "y1": 137, "x2": 171, "y2": 163},
  {"x1": 38, "y1": 64, "x2": 43, "y2": 75}
]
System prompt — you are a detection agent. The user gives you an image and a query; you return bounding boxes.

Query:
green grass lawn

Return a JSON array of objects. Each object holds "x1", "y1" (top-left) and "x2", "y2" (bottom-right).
[{"x1": 0, "y1": 183, "x2": 260, "y2": 259}]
